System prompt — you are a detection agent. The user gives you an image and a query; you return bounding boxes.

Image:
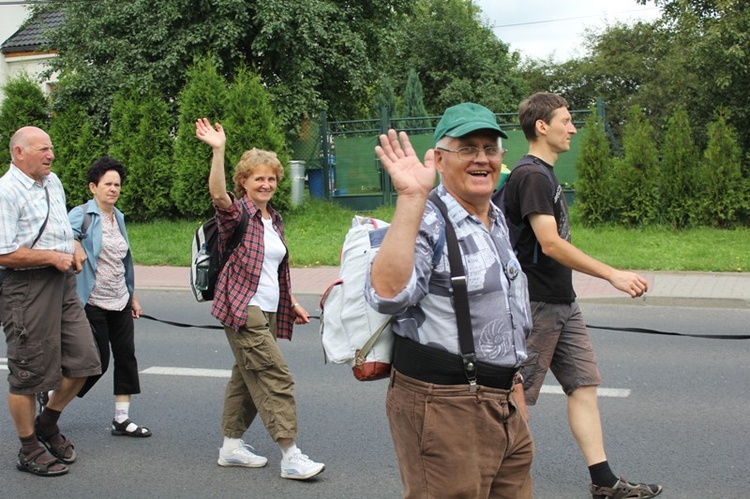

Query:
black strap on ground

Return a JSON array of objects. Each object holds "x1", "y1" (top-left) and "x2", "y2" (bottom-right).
[
  {"x1": 140, "y1": 314, "x2": 224, "y2": 330},
  {"x1": 141, "y1": 314, "x2": 749, "y2": 339},
  {"x1": 587, "y1": 324, "x2": 750, "y2": 340}
]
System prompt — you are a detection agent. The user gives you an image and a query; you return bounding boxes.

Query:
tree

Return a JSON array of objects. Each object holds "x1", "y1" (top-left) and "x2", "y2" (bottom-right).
[
  {"x1": 660, "y1": 107, "x2": 699, "y2": 228},
  {"x1": 109, "y1": 89, "x2": 176, "y2": 221},
  {"x1": 388, "y1": 0, "x2": 527, "y2": 114},
  {"x1": 0, "y1": 74, "x2": 49, "y2": 174},
  {"x1": 222, "y1": 66, "x2": 291, "y2": 212},
  {"x1": 576, "y1": 109, "x2": 616, "y2": 226},
  {"x1": 37, "y1": 0, "x2": 413, "y2": 134},
  {"x1": 370, "y1": 77, "x2": 397, "y2": 121},
  {"x1": 696, "y1": 113, "x2": 746, "y2": 227},
  {"x1": 615, "y1": 106, "x2": 661, "y2": 226},
  {"x1": 400, "y1": 69, "x2": 430, "y2": 130},
  {"x1": 50, "y1": 104, "x2": 108, "y2": 207},
  {"x1": 172, "y1": 56, "x2": 228, "y2": 219}
]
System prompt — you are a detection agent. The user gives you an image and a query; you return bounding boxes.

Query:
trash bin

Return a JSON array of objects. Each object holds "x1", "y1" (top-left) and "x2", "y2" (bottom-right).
[{"x1": 290, "y1": 160, "x2": 305, "y2": 206}]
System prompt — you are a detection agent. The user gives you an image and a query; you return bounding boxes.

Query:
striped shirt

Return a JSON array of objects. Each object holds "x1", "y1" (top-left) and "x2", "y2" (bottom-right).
[
  {"x1": 365, "y1": 185, "x2": 531, "y2": 368},
  {"x1": 0, "y1": 164, "x2": 74, "y2": 267}
]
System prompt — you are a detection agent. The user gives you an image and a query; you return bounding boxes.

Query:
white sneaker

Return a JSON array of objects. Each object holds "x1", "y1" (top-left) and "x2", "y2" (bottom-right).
[
  {"x1": 217, "y1": 441, "x2": 268, "y2": 468},
  {"x1": 280, "y1": 449, "x2": 325, "y2": 480}
]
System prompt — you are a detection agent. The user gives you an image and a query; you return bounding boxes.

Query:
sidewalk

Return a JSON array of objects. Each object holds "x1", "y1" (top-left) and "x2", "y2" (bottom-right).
[{"x1": 135, "y1": 265, "x2": 750, "y2": 309}]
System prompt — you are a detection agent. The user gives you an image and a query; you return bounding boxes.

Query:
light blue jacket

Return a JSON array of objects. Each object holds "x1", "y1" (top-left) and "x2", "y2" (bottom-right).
[{"x1": 68, "y1": 199, "x2": 135, "y2": 306}]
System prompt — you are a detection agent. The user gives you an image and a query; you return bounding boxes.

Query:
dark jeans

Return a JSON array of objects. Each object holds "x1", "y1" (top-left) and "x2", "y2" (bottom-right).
[{"x1": 78, "y1": 303, "x2": 141, "y2": 397}]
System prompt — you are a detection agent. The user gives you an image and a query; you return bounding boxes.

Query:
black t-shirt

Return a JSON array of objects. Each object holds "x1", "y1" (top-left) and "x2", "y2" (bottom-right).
[{"x1": 504, "y1": 155, "x2": 575, "y2": 303}]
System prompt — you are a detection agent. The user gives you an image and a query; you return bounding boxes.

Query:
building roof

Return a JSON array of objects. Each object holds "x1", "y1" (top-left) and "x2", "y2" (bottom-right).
[{"x1": 1, "y1": 9, "x2": 63, "y2": 54}]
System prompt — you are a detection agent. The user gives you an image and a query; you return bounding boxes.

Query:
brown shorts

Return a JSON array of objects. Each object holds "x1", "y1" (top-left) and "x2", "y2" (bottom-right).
[
  {"x1": 1, "y1": 267, "x2": 101, "y2": 395},
  {"x1": 521, "y1": 301, "x2": 601, "y2": 405}
]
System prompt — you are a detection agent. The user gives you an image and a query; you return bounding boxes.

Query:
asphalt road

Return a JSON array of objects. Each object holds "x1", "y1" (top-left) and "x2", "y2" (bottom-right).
[{"x1": 1, "y1": 291, "x2": 748, "y2": 498}]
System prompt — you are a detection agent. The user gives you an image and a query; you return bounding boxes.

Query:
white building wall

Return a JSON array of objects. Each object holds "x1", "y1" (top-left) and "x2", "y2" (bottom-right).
[{"x1": 0, "y1": 5, "x2": 53, "y2": 105}]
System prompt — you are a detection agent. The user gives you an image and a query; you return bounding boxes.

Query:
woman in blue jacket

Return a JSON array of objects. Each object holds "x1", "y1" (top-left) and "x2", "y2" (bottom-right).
[{"x1": 67, "y1": 156, "x2": 150, "y2": 438}]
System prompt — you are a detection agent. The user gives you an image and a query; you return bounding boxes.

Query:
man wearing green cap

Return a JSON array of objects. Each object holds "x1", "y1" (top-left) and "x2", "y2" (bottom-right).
[{"x1": 366, "y1": 103, "x2": 534, "y2": 498}]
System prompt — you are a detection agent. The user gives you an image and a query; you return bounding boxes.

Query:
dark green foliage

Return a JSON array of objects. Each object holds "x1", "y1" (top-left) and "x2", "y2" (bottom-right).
[
  {"x1": 696, "y1": 114, "x2": 746, "y2": 227},
  {"x1": 0, "y1": 74, "x2": 50, "y2": 175},
  {"x1": 38, "y1": 0, "x2": 411, "y2": 133},
  {"x1": 109, "y1": 89, "x2": 176, "y2": 222},
  {"x1": 172, "y1": 56, "x2": 228, "y2": 219},
  {"x1": 50, "y1": 105, "x2": 108, "y2": 208},
  {"x1": 389, "y1": 0, "x2": 527, "y2": 115},
  {"x1": 660, "y1": 107, "x2": 700, "y2": 229},
  {"x1": 615, "y1": 106, "x2": 661, "y2": 226},
  {"x1": 576, "y1": 110, "x2": 616, "y2": 226},
  {"x1": 370, "y1": 77, "x2": 397, "y2": 121},
  {"x1": 223, "y1": 66, "x2": 290, "y2": 213},
  {"x1": 401, "y1": 69, "x2": 430, "y2": 130}
]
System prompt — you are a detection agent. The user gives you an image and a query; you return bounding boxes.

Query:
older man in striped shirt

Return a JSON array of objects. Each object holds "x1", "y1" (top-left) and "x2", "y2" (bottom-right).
[{"x1": 0, "y1": 126, "x2": 101, "y2": 477}]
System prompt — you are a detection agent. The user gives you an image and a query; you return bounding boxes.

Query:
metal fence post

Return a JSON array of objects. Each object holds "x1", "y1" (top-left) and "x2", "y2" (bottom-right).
[
  {"x1": 320, "y1": 111, "x2": 331, "y2": 199},
  {"x1": 379, "y1": 106, "x2": 395, "y2": 206}
]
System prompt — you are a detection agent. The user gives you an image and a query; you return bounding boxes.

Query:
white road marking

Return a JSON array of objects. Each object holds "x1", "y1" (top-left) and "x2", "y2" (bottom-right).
[
  {"x1": 540, "y1": 385, "x2": 630, "y2": 397},
  {"x1": 139, "y1": 366, "x2": 631, "y2": 397},
  {"x1": 140, "y1": 366, "x2": 231, "y2": 378}
]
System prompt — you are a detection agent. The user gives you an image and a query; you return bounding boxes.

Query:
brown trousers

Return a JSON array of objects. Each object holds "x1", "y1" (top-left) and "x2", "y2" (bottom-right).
[
  {"x1": 221, "y1": 306, "x2": 297, "y2": 441},
  {"x1": 387, "y1": 369, "x2": 534, "y2": 499}
]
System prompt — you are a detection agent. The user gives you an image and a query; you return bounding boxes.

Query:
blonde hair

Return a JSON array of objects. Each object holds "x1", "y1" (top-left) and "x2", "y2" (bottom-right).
[{"x1": 232, "y1": 148, "x2": 285, "y2": 198}]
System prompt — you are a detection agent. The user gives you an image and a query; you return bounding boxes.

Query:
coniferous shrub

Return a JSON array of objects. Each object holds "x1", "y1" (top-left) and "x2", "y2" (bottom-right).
[
  {"x1": 223, "y1": 66, "x2": 290, "y2": 213},
  {"x1": 370, "y1": 77, "x2": 397, "y2": 121},
  {"x1": 172, "y1": 56, "x2": 228, "y2": 219},
  {"x1": 401, "y1": 69, "x2": 430, "y2": 130},
  {"x1": 0, "y1": 74, "x2": 50, "y2": 174},
  {"x1": 615, "y1": 106, "x2": 661, "y2": 225},
  {"x1": 50, "y1": 104, "x2": 107, "y2": 208},
  {"x1": 696, "y1": 113, "x2": 746, "y2": 227},
  {"x1": 660, "y1": 107, "x2": 700, "y2": 229},
  {"x1": 576, "y1": 109, "x2": 616, "y2": 226},
  {"x1": 109, "y1": 89, "x2": 175, "y2": 221}
]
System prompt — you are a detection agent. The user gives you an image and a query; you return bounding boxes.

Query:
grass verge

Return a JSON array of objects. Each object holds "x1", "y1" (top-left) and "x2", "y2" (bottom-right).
[{"x1": 126, "y1": 200, "x2": 750, "y2": 272}]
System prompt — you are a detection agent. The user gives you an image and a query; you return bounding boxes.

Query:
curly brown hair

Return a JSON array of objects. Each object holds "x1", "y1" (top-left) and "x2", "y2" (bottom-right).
[{"x1": 232, "y1": 148, "x2": 284, "y2": 198}]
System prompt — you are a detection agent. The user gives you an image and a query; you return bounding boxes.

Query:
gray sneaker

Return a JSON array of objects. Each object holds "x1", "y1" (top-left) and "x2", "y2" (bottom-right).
[
  {"x1": 590, "y1": 477, "x2": 663, "y2": 499},
  {"x1": 217, "y1": 441, "x2": 267, "y2": 468}
]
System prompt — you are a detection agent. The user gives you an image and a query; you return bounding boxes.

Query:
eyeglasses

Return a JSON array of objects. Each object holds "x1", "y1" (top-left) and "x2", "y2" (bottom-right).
[{"x1": 436, "y1": 146, "x2": 507, "y2": 162}]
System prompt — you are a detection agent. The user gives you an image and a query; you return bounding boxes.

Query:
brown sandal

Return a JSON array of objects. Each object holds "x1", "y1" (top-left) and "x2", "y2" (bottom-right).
[
  {"x1": 36, "y1": 429, "x2": 77, "y2": 464},
  {"x1": 16, "y1": 447, "x2": 68, "y2": 477}
]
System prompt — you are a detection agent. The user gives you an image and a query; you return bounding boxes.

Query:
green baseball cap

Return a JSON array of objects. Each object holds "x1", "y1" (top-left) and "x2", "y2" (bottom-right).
[{"x1": 433, "y1": 102, "x2": 508, "y2": 145}]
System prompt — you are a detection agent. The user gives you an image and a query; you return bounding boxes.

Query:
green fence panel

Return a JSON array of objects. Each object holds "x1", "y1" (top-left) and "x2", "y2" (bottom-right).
[{"x1": 316, "y1": 109, "x2": 592, "y2": 208}]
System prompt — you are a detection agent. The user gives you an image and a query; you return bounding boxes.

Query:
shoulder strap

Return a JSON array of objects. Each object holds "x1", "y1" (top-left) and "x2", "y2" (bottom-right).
[
  {"x1": 30, "y1": 187, "x2": 50, "y2": 249},
  {"x1": 510, "y1": 155, "x2": 556, "y2": 196},
  {"x1": 427, "y1": 190, "x2": 478, "y2": 391},
  {"x1": 79, "y1": 203, "x2": 93, "y2": 237},
  {"x1": 223, "y1": 205, "x2": 249, "y2": 260}
]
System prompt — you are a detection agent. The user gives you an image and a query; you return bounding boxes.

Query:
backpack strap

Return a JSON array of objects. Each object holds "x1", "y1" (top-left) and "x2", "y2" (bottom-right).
[
  {"x1": 78, "y1": 203, "x2": 93, "y2": 238},
  {"x1": 507, "y1": 155, "x2": 556, "y2": 198},
  {"x1": 221, "y1": 205, "x2": 249, "y2": 263}
]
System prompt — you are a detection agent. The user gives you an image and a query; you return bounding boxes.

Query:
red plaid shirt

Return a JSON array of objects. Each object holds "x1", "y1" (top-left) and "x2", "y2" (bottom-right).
[{"x1": 210, "y1": 196, "x2": 294, "y2": 340}]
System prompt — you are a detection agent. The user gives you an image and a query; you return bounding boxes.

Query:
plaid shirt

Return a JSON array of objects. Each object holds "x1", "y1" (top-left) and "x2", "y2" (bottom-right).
[{"x1": 210, "y1": 196, "x2": 294, "y2": 339}]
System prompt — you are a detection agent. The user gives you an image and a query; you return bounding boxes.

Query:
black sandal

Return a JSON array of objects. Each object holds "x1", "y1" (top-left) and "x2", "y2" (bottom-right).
[
  {"x1": 111, "y1": 419, "x2": 152, "y2": 437},
  {"x1": 16, "y1": 447, "x2": 69, "y2": 477},
  {"x1": 36, "y1": 430, "x2": 77, "y2": 464}
]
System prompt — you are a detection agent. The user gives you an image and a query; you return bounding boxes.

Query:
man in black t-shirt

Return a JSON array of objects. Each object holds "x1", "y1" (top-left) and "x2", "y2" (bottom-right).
[{"x1": 504, "y1": 93, "x2": 663, "y2": 499}]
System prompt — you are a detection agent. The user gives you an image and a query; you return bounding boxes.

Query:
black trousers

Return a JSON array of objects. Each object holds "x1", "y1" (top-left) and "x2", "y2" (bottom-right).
[{"x1": 78, "y1": 303, "x2": 141, "y2": 397}]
